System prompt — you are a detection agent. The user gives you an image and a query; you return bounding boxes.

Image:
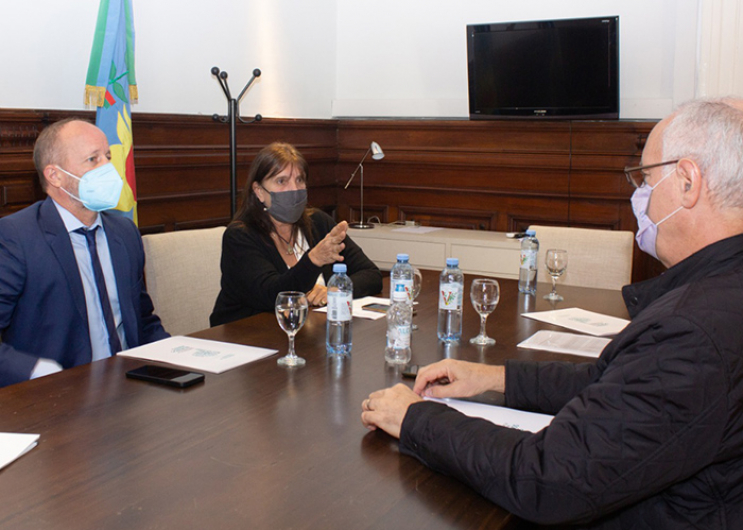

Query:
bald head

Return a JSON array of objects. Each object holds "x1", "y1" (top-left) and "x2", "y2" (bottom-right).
[{"x1": 34, "y1": 119, "x2": 91, "y2": 191}]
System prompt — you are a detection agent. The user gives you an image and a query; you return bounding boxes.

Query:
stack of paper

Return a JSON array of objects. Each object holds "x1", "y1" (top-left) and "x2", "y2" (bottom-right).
[
  {"x1": 0, "y1": 433, "x2": 39, "y2": 471},
  {"x1": 426, "y1": 398, "x2": 554, "y2": 433},
  {"x1": 120, "y1": 336, "x2": 277, "y2": 374},
  {"x1": 314, "y1": 296, "x2": 389, "y2": 320},
  {"x1": 521, "y1": 307, "x2": 629, "y2": 336},
  {"x1": 518, "y1": 330, "x2": 612, "y2": 358}
]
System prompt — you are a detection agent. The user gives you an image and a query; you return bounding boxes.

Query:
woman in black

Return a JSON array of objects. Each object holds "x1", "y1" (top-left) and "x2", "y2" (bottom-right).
[{"x1": 210, "y1": 142, "x2": 382, "y2": 326}]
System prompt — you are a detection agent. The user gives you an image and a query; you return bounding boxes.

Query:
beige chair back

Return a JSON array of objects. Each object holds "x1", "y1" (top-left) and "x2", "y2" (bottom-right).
[
  {"x1": 528, "y1": 225, "x2": 634, "y2": 291},
  {"x1": 142, "y1": 226, "x2": 226, "y2": 335}
]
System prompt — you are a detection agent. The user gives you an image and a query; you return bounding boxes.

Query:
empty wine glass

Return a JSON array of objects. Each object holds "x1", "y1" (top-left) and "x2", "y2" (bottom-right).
[
  {"x1": 275, "y1": 291, "x2": 309, "y2": 367},
  {"x1": 544, "y1": 249, "x2": 568, "y2": 301},
  {"x1": 411, "y1": 267, "x2": 422, "y2": 331},
  {"x1": 469, "y1": 278, "x2": 500, "y2": 345}
]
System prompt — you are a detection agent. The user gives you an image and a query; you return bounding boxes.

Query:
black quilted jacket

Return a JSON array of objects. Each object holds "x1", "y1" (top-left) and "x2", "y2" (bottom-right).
[{"x1": 400, "y1": 234, "x2": 743, "y2": 529}]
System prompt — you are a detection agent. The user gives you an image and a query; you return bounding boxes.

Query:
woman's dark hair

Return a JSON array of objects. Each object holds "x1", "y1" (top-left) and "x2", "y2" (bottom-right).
[{"x1": 232, "y1": 142, "x2": 314, "y2": 245}]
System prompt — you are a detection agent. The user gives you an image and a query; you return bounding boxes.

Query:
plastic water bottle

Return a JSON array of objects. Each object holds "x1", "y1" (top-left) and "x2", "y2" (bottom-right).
[
  {"x1": 518, "y1": 229, "x2": 539, "y2": 294},
  {"x1": 326, "y1": 263, "x2": 353, "y2": 357},
  {"x1": 390, "y1": 253, "x2": 414, "y2": 304},
  {"x1": 385, "y1": 289, "x2": 412, "y2": 364},
  {"x1": 437, "y1": 257, "x2": 464, "y2": 342}
]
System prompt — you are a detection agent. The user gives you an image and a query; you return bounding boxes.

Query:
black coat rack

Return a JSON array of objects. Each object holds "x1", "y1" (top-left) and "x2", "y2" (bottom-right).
[{"x1": 211, "y1": 66, "x2": 262, "y2": 218}]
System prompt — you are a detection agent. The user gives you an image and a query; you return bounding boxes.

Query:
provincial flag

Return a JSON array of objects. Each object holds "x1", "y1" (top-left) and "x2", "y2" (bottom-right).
[{"x1": 84, "y1": 0, "x2": 138, "y2": 223}]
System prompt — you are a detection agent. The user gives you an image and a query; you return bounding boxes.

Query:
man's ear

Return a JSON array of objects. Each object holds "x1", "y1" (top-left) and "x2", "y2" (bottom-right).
[
  {"x1": 43, "y1": 165, "x2": 63, "y2": 190},
  {"x1": 677, "y1": 158, "x2": 702, "y2": 208}
]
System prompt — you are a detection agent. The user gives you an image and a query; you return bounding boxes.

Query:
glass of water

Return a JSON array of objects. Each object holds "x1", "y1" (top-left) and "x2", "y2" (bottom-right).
[
  {"x1": 275, "y1": 291, "x2": 309, "y2": 366},
  {"x1": 544, "y1": 249, "x2": 568, "y2": 301},
  {"x1": 469, "y1": 278, "x2": 500, "y2": 345}
]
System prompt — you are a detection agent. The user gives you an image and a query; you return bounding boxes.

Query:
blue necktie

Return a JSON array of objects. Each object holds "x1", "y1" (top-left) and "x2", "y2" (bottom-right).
[{"x1": 77, "y1": 227, "x2": 122, "y2": 355}]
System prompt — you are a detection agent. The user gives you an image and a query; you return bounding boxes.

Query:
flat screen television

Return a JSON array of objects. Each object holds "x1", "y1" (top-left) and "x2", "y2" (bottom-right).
[{"x1": 467, "y1": 16, "x2": 619, "y2": 120}]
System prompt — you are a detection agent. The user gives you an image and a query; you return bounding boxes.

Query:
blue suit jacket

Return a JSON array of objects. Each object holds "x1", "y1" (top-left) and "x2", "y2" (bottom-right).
[{"x1": 0, "y1": 197, "x2": 169, "y2": 386}]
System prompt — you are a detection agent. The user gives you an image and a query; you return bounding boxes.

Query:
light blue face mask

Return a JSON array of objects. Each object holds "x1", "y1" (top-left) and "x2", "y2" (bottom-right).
[{"x1": 56, "y1": 163, "x2": 124, "y2": 212}]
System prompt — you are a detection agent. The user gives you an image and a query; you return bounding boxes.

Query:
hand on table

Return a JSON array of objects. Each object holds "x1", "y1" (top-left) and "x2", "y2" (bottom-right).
[
  {"x1": 360, "y1": 360, "x2": 505, "y2": 439},
  {"x1": 413, "y1": 359, "x2": 505, "y2": 398},
  {"x1": 309, "y1": 221, "x2": 348, "y2": 267},
  {"x1": 306, "y1": 285, "x2": 328, "y2": 307},
  {"x1": 361, "y1": 383, "x2": 423, "y2": 439}
]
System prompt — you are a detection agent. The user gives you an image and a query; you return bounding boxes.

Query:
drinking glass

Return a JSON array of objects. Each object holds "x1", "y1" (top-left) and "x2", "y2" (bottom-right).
[
  {"x1": 469, "y1": 278, "x2": 500, "y2": 345},
  {"x1": 275, "y1": 291, "x2": 309, "y2": 367},
  {"x1": 411, "y1": 267, "x2": 422, "y2": 331},
  {"x1": 544, "y1": 249, "x2": 568, "y2": 301}
]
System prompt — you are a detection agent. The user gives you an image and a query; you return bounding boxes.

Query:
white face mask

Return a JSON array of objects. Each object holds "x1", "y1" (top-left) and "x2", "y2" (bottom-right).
[
  {"x1": 56, "y1": 163, "x2": 123, "y2": 212},
  {"x1": 631, "y1": 168, "x2": 683, "y2": 259}
]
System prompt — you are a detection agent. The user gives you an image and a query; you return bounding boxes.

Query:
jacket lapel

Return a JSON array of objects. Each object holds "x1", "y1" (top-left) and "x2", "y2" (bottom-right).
[{"x1": 38, "y1": 198, "x2": 89, "y2": 323}]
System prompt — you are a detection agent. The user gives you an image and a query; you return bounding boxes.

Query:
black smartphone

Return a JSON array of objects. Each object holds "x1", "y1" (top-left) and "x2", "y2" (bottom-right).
[
  {"x1": 126, "y1": 365, "x2": 205, "y2": 388},
  {"x1": 362, "y1": 303, "x2": 390, "y2": 313},
  {"x1": 402, "y1": 365, "x2": 418, "y2": 378}
]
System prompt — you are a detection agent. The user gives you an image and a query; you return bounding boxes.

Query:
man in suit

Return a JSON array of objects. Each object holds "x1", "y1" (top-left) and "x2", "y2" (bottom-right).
[{"x1": 0, "y1": 118, "x2": 168, "y2": 387}]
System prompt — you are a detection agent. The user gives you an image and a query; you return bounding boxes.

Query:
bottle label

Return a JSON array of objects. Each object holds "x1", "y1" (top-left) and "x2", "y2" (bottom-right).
[
  {"x1": 520, "y1": 249, "x2": 537, "y2": 270},
  {"x1": 387, "y1": 324, "x2": 411, "y2": 349},
  {"x1": 439, "y1": 282, "x2": 462, "y2": 310},
  {"x1": 390, "y1": 279, "x2": 414, "y2": 303},
  {"x1": 327, "y1": 291, "x2": 352, "y2": 322}
]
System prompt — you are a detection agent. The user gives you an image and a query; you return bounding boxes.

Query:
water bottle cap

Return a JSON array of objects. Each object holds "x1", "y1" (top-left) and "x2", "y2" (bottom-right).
[
  {"x1": 525, "y1": 229, "x2": 536, "y2": 236},
  {"x1": 396, "y1": 253, "x2": 409, "y2": 262},
  {"x1": 391, "y1": 289, "x2": 408, "y2": 301},
  {"x1": 446, "y1": 257, "x2": 459, "y2": 267},
  {"x1": 332, "y1": 263, "x2": 347, "y2": 274}
]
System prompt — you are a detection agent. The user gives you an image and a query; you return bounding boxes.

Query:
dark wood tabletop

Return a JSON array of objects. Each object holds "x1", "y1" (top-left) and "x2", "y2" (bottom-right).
[{"x1": 0, "y1": 272, "x2": 629, "y2": 530}]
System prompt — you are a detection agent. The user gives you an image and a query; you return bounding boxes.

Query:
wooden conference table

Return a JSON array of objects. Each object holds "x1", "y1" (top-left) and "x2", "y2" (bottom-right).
[{"x1": 0, "y1": 272, "x2": 629, "y2": 530}]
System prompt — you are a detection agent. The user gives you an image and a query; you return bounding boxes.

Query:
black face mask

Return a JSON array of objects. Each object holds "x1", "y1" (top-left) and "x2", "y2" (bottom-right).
[{"x1": 262, "y1": 188, "x2": 308, "y2": 224}]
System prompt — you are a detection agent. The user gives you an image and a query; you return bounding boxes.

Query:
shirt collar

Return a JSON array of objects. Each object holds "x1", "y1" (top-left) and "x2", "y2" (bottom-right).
[{"x1": 51, "y1": 198, "x2": 102, "y2": 234}]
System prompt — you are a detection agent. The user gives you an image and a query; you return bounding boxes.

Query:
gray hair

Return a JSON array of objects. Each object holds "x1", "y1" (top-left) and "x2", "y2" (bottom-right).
[{"x1": 662, "y1": 97, "x2": 743, "y2": 209}]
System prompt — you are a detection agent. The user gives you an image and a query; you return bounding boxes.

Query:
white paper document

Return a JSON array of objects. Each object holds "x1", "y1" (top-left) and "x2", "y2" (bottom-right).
[
  {"x1": 314, "y1": 296, "x2": 388, "y2": 320},
  {"x1": 427, "y1": 398, "x2": 554, "y2": 433},
  {"x1": 518, "y1": 330, "x2": 612, "y2": 358},
  {"x1": 0, "y1": 433, "x2": 39, "y2": 471},
  {"x1": 521, "y1": 307, "x2": 629, "y2": 336},
  {"x1": 119, "y1": 336, "x2": 277, "y2": 374}
]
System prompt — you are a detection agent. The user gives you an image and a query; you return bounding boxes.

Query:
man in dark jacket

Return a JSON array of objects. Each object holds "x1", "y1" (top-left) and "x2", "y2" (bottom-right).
[{"x1": 361, "y1": 98, "x2": 743, "y2": 529}]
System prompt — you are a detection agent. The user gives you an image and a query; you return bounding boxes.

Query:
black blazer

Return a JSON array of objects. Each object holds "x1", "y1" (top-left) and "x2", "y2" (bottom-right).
[{"x1": 210, "y1": 210, "x2": 382, "y2": 326}]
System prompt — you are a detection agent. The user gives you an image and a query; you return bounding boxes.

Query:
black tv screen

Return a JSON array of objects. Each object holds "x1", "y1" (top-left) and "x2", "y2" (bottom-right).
[{"x1": 467, "y1": 16, "x2": 619, "y2": 119}]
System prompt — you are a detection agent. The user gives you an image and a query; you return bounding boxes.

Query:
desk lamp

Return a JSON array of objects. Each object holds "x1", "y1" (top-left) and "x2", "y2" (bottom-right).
[{"x1": 344, "y1": 141, "x2": 384, "y2": 229}]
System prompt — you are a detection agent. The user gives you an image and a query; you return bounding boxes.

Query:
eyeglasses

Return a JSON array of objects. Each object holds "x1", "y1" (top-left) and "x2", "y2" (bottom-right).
[{"x1": 624, "y1": 160, "x2": 679, "y2": 189}]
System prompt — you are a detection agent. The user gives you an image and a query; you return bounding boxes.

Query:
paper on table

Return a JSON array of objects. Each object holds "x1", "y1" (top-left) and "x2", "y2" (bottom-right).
[
  {"x1": 427, "y1": 398, "x2": 553, "y2": 433},
  {"x1": 314, "y1": 296, "x2": 388, "y2": 320},
  {"x1": 119, "y1": 336, "x2": 277, "y2": 374},
  {"x1": 0, "y1": 433, "x2": 39, "y2": 471},
  {"x1": 518, "y1": 330, "x2": 612, "y2": 358},
  {"x1": 521, "y1": 307, "x2": 629, "y2": 337}
]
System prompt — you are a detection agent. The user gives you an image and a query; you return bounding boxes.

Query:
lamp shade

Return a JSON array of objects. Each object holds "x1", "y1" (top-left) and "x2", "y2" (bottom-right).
[{"x1": 370, "y1": 141, "x2": 384, "y2": 160}]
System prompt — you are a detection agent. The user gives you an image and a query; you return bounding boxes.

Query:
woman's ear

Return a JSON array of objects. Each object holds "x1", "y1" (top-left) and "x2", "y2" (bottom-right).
[{"x1": 252, "y1": 181, "x2": 264, "y2": 203}]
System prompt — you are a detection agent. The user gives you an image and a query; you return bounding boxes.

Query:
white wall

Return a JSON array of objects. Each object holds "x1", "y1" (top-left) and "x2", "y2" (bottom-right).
[
  {"x1": 0, "y1": 0, "x2": 337, "y2": 118},
  {"x1": 0, "y1": 0, "x2": 703, "y2": 120},
  {"x1": 334, "y1": 0, "x2": 699, "y2": 119}
]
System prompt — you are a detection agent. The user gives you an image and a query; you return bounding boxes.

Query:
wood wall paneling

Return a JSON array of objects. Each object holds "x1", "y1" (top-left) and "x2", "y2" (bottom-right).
[{"x1": 0, "y1": 109, "x2": 660, "y2": 281}]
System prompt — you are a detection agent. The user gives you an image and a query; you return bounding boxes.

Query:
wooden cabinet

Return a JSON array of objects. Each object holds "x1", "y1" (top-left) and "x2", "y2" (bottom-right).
[{"x1": 347, "y1": 224, "x2": 521, "y2": 278}]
